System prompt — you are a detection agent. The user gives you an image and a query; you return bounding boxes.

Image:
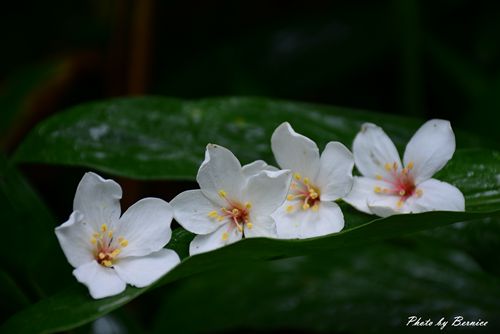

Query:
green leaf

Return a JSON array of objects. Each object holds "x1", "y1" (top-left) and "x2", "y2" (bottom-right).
[
  {"x1": 152, "y1": 241, "x2": 500, "y2": 333},
  {"x1": 12, "y1": 96, "x2": 486, "y2": 179},
  {"x1": 435, "y1": 149, "x2": 500, "y2": 212},
  {"x1": 0, "y1": 157, "x2": 70, "y2": 301}
]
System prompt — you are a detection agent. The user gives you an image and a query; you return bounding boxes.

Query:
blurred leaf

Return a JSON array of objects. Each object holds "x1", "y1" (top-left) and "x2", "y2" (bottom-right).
[
  {"x1": 12, "y1": 97, "x2": 487, "y2": 178},
  {"x1": 152, "y1": 240, "x2": 500, "y2": 334},
  {"x1": 0, "y1": 270, "x2": 30, "y2": 319},
  {"x1": 0, "y1": 157, "x2": 67, "y2": 285},
  {"x1": 0, "y1": 156, "x2": 71, "y2": 322}
]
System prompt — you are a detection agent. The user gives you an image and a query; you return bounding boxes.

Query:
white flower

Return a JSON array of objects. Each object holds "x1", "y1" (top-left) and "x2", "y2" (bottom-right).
[
  {"x1": 344, "y1": 119, "x2": 465, "y2": 217},
  {"x1": 270, "y1": 122, "x2": 354, "y2": 238},
  {"x1": 55, "y1": 172, "x2": 180, "y2": 299},
  {"x1": 171, "y1": 144, "x2": 292, "y2": 255}
]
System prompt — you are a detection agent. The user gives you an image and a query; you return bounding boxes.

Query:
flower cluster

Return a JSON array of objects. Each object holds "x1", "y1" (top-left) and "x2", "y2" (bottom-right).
[{"x1": 55, "y1": 119, "x2": 464, "y2": 299}]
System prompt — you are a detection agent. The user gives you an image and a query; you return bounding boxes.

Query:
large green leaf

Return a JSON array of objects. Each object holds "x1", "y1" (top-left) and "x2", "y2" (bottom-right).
[
  {"x1": 3, "y1": 97, "x2": 499, "y2": 333},
  {"x1": 152, "y1": 241, "x2": 500, "y2": 333},
  {"x1": 12, "y1": 96, "x2": 486, "y2": 179}
]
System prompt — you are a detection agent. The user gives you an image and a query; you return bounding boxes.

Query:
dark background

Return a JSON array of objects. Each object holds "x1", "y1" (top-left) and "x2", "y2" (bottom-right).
[{"x1": 2, "y1": 0, "x2": 500, "y2": 152}]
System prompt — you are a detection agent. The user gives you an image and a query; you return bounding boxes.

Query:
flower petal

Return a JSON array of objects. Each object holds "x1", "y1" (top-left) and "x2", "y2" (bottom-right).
[
  {"x1": 55, "y1": 211, "x2": 94, "y2": 268},
  {"x1": 368, "y1": 200, "x2": 411, "y2": 217},
  {"x1": 274, "y1": 201, "x2": 344, "y2": 239},
  {"x1": 73, "y1": 261, "x2": 126, "y2": 299},
  {"x1": 406, "y1": 178, "x2": 465, "y2": 212},
  {"x1": 189, "y1": 223, "x2": 242, "y2": 255},
  {"x1": 343, "y1": 176, "x2": 393, "y2": 214},
  {"x1": 352, "y1": 123, "x2": 402, "y2": 178},
  {"x1": 403, "y1": 119, "x2": 456, "y2": 184},
  {"x1": 316, "y1": 142, "x2": 354, "y2": 201},
  {"x1": 114, "y1": 249, "x2": 180, "y2": 288},
  {"x1": 171, "y1": 189, "x2": 223, "y2": 234},
  {"x1": 244, "y1": 215, "x2": 277, "y2": 238},
  {"x1": 243, "y1": 170, "x2": 292, "y2": 216},
  {"x1": 197, "y1": 144, "x2": 246, "y2": 206},
  {"x1": 73, "y1": 172, "x2": 122, "y2": 231},
  {"x1": 271, "y1": 122, "x2": 321, "y2": 179},
  {"x1": 367, "y1": 195, "x2": 415, "y2": 217},
  {"x1": 242, "y1": 160, "x2": 278, "y2": 177},
  {"x1": 116, "y1": 198, "x2": 173, "y2": 258}
]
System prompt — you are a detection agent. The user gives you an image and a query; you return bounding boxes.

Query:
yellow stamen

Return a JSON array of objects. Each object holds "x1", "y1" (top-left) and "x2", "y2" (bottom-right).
[
  {"x1": 385, "y1": 163, "x2": 392, "y2": 171},
  {"x1": 246, "y1": 222, "x2": 253, "y2": 229},
  {"x1": 218, "y1": 189, "x2": 227, "y2": 198},
  {"x1": 287, "y1": 194, "x2": 295, "y2": 201},
  {"x1": 302, "y1": 203, "x2": 310, "y2": 210},
  {"x1": 222, "y1": 232, "x2": 229, "y2": 241},
  {"x1": 312, "y1": 204, "x2": 319, "y2": 212},
  {"x1": 376, "y1": 174, "x2": 383, "y2": 180},
  {"x1": 399, "y1": 190, "x2": 406, "y2": 196},
  {"x1": 396, "y1": 200, "x2": 403, "y2": 208},
  {"x1": 407, "y1": 161, "x2": 414, "y2": 169},
  {"x1": 108, "y1": 231, "x2": 113, "y2": 238},
  {"x1": 110, "y1": 249, "x2": 121, "y2": 258},
  {"x1": 374, "y1": 186, "x2": 382, "y2": 193},
  {"x1": 237, "y1": 225, "x2": 243, "y2": 232},
  {"x1": 245, "y1": 202, "x2": 252, "y2": 209},
  {"x1": 303, "y1": 177, "x2": 310, "y2": 185},
  {"x1": 100, "y1": 224, "x2": 108, "y2": 232},
  {"x1": 415, "y1": 189, "x2": 423, "y2": 197},
  {"x1": 286, "y1": 205, "x2": 295, "y2": 213},
  {"x1": 402, "y1": 168, "x2": 408, "y2": 174},
  {"x1": 208, "y1": 210, "x2": 218, "y2": 218},
  {"x1": 120, "y1": 239, "x2": 128, "y2": 247},
  {"x1": 98, "y1": 252, "x2": 106, "y2": 260},
  {"x1": 102, "y1": 260, "x2": 113, "y2": 267},
  {"x1": 90, "y1": 237, "x2": 97, "y2": 245},
  {"x1": 393, "y1": 162, "x2": 398, "y2": 171},
  {"x1": 294, "y1": 172, "x2": 302, "y2": 180},
  {"x1": 92, "y1": 233, "x2": 100, "y2": 238}
]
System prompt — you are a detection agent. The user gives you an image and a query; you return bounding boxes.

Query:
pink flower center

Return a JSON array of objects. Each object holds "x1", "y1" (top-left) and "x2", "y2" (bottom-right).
[
  {"x1": 90, "y1": 224, "x2": 128, "y2": 267},
  {"x1": 285, "y1": 173, "x2": 321, "y2": 213},
  {"x1": 207, "y1": 190, "x2": 253, "y2": 241},
  {"x1": 374, "y1": 161, "x2": 423, "y2": 207}
]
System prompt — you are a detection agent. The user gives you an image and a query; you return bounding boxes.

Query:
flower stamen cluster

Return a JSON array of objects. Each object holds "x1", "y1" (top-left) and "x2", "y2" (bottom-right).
[
  {"x1": 90, "y1": 224, "x2": 129, "y2": 267},
  {"x1": 286, "y1": 173, "x2": 321, "y2": 212},
  {"x1": 372, "y1": 161, "x2": 423, "y2": 208},
  {"x1": 207, "y1": 189, "x2": 254, "y2": 240}
]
